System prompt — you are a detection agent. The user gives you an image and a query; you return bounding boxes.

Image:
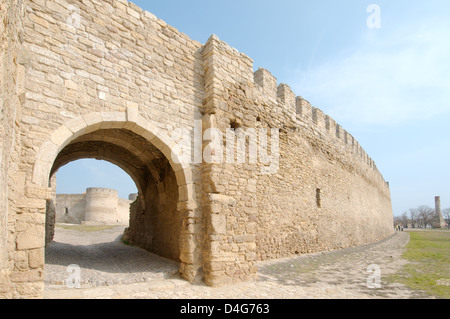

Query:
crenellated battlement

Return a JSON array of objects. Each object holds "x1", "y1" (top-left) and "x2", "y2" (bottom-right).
[
  {"x1": 203, "y1": 33, "x2": 385, "y2": 187},
  {"x1": 296, "y1": 96, "x2": 313, "y2": 119},
  {"x1": 85, "y1": 187, "x2": 118, "y2": 196},
  {"x1": 254, "y1": 68, "x2": 278, "y2": 101},
  {"x1": 251, "y1": 65, "x2": 388, "y2": 189}
]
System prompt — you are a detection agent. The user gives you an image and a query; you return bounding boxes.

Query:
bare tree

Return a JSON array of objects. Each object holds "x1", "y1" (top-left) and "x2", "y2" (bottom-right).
[
  {"x1": 409, "y1": 208, "x2": 419, "y2": 228},
  {"x1": 398, "y1": 205, "x2": 448, "y2": 229},
  {"x1": 400, "y1": 212, "x2": 408, "y2": 227},
  {"x1": 416, "y1": 205, "x2": 434, "y2": 228},
  {"x1": 442, "y1": 208, "x2": 450, "y2": 221},
  {"x1": 441, "y1": 208, "x2": 450, "y2": 224},
  {"x1": 393, "y1": 215, "x2": 405, "y2": 227}
]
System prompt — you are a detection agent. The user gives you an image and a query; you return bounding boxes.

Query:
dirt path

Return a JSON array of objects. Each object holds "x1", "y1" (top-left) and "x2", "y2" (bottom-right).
[{"x1": 44, "y1": 226, "x2": 433, "y2": 299}]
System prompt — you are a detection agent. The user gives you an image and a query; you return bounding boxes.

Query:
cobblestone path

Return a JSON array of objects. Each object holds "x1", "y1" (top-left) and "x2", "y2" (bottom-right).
[{"x1": 44, "y1": 225, "x2": 432, "y2": 299}]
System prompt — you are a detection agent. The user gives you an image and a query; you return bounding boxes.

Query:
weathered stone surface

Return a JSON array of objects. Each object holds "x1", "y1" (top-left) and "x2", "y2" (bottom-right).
[
  {"x1": 16, "y1": 226, "x2": 45, "y2": 250},
  {"x1": 1, "y1": 0, "x2": 394, "y2": 298}
]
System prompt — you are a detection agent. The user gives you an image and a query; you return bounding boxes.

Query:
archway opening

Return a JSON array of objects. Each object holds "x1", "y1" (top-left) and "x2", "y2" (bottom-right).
[
  {"x1": 53, "y1": 159, "x2": 138, "y2": 226},
  {"x1": 44, "y1": 127, "x2": 183, "y2": 287}
]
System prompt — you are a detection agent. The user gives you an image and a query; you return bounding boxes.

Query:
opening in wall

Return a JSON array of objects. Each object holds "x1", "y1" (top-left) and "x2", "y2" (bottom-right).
[
  {"x1": 230, "y1": 119, "x2": 241, "y2": 130},
  {"x1": 316, "y1": 188, "x2": 321, "y2": 208}
]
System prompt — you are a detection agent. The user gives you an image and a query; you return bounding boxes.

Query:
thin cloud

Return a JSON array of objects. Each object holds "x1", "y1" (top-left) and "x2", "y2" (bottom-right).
[{"x1": 292, "y1": 21, "x2": 450, "y2": 127}]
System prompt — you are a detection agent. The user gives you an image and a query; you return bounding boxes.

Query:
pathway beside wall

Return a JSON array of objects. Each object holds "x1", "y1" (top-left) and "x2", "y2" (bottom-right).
[{"x1": 44, "y1": 227, "x2": 430, "y2": 299}]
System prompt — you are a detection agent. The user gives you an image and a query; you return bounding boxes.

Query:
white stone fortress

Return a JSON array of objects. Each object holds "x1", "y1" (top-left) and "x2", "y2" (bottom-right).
[{"x1": 56, "y1": 187, "x2": 137, "y2": 225}]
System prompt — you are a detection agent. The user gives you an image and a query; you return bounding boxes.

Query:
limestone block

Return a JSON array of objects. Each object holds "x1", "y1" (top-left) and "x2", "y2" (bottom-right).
[
  {"x1": 178, "y1": 235, "x2": 197, "y2": 253},
  {"x1": 25, "y1": 184, "x2": 52, "y2": 200},
  {"x1": 28, "y1": 249, "x2": 44, "y2": 269},
  {"x1": 65, "y1": 116, "x2": 87, "y2": 135},
  {"x1": 209, "y1": 214, "x2": 226, "y2": 234},
  {"x1": 173, "y1": 155, "x2": 193, "y2": 175},
  {"x1": 100, "y1": 112, "x2": 127, "y2": 129},
  {"x1": 126, "y1": 105, "x2": 139, "y2": 123},
  {"x1": 64, "y1": 80, "x2": 78, "y2": 90},
  {"x1": 16, "y1": 198, "x2": 47, "y2": 211},
  {"x1": 208, "y1": 193, "x2": 236, "y2": 206},
  {"x1": 179, "y1": 252, "x2": 197, "y2": 265},
  {"x1": 254, "y1": 68, "x2": 277, "y2": 100},
  {"x1": 177, "y1": 201, "x2": 199, "y2": 214},
  {"x1": 16, "y1": 226, "x2": 45, "y2": 250},
  {"x1": 277, "y1": 83, "x2": 295, "y2": 110},
  {"x1": 312, "y1": 107, "x2": 325, "y2": 129},
  {"x1": 233, "y1": 234, "x2": 255, "y2": 243},
  {"x1": 82, "y1": 112, "x2": 103, "y2": 131},
  {"x1": 178, "y1": 184, "x2": 194, "y2": 202},
  {"x1": 296, "y1": 97, "x2": 312, "y2": 119},
  {"x1": 50, "y1": 124, "x2": 73, "y2": 147},
  {"x1": 10, "y1": 270, "x2": 43, "y2": 283}
]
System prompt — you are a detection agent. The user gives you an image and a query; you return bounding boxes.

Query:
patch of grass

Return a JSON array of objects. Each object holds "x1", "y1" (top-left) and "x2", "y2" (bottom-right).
[
  {"x1": 121, "y1": 236, "x2": 133, "y2": 246},
  {"x1": 390, "y1": 230, "x2": 450, "y2": 299},
  {"x1": 56, "y1": 224, "x2": 116, "y2": 232}
]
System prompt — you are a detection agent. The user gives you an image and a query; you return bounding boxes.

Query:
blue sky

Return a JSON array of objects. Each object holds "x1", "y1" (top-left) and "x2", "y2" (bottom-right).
[{"x1": 56, "y1": 0, "x2": 450, "y2": 216}]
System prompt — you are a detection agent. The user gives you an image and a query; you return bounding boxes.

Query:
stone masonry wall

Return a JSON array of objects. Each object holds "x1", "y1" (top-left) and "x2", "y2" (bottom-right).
[
  {"x1": 2, "y1": 0, "x2": 205, "y2": 297},
  {"x1": 124, "y1": 159, "x2": 181, "y2": 262},
  {"x1": 0, "y1": 0, "x2": 27, "y2": 297},
  {"x1": 0, "y1": 0, "x2": 394, "y2": 298},
  {"x1": 55, "y1": 193, "x2": 85, "y2": 224},
  {"x1": 200, "y1": 35, "x2": 393, "y2": 285}
]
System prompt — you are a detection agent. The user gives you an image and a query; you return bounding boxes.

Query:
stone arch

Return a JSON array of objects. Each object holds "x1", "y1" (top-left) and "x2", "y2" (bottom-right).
[
  {"x1": 33, "y1": 110, "x2": 193, "y2": 196},
  {"x1": 33, "y1": 110, "x2": 199, "y2": 282}
]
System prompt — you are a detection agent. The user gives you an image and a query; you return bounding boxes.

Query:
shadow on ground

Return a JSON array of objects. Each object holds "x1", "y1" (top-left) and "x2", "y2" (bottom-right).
[{"x1": 45, "y1": 226, "x2": 180, "y2": 287}]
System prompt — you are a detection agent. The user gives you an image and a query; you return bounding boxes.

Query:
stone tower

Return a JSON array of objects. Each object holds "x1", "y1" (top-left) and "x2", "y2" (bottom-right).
[
  {"x1": 84, "y1": 188, "x2": 120, "y2": 225},
  {"x1": 434, "y1": 196, "x2": 446, "y2": 228}
]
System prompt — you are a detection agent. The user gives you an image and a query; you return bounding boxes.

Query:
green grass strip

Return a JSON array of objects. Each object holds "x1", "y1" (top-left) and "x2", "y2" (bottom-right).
[
  {"x1": 391, "y1": 230, "x2": 450, "y2": 299},
  {"x1": 56, "y1": 224, "x2": 117, "y2": 232}
]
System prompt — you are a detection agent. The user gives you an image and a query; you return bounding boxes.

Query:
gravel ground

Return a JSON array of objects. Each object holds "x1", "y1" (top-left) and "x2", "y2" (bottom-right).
[
  {"x1": 44, "y1": 225, "x2": 433, "y2": 299},
  {"x1": 44, "y1": 225, "x2": 179, "y2": 287}
]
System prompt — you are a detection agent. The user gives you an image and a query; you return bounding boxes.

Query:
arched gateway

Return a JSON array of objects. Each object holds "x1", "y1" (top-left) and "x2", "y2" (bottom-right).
[{"x1": 32, "y1": 110, "x2": 200, "y2": 283}]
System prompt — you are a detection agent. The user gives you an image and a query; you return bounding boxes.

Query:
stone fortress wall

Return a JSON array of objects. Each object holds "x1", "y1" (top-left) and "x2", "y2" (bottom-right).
[
  {"x1": 56, "y1": 188, "x2": 134, "y2": 225},
  {"x1": 0, "y1": 0, "x2": 394, "y2": 298}
]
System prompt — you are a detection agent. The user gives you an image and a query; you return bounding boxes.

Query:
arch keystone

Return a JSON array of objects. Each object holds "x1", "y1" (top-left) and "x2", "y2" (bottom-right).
[
  {"x1": 82, "y1": 113, "x2": 103, "y2": 133},
  {"x1": 100, "y1": 112, "x2": 127, "y2": 129},
  {"x1": 66, "y1": 116, "x2": 88, "y2": 136}
]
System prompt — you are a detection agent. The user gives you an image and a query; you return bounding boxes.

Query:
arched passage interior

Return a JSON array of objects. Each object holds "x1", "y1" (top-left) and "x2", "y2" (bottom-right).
[{"x1": 46, "y1": 127, "x2": 182, "y2": 262}]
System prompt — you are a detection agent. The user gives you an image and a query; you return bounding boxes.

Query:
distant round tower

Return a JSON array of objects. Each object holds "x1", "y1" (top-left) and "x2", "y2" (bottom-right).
[
  {"x1": 84, "y1": 187, "x2": 119, "y2": 225},
  {"x1": 434, "y1": 196, "x2": 446, "y2": 228}
]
